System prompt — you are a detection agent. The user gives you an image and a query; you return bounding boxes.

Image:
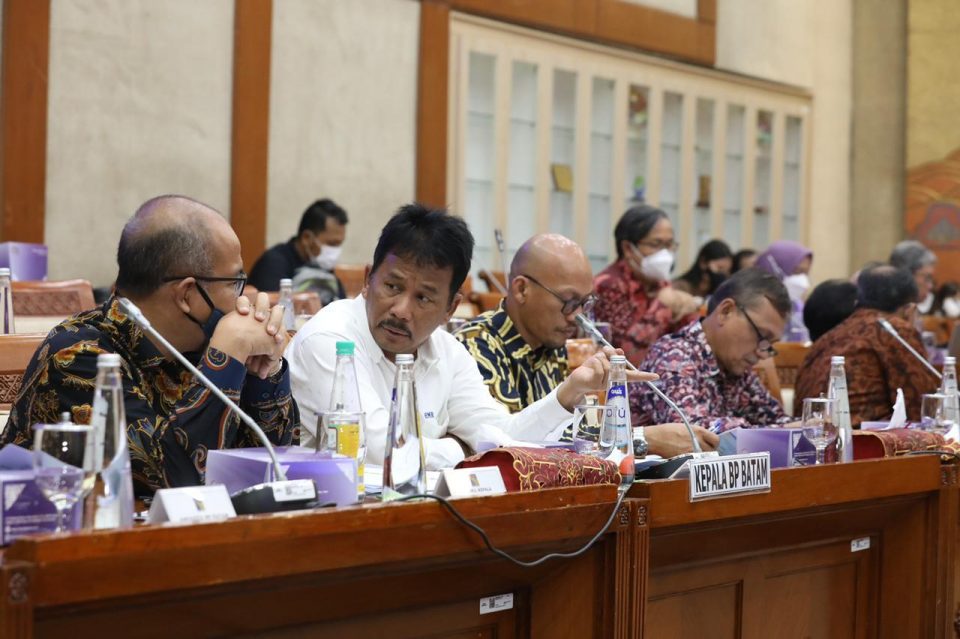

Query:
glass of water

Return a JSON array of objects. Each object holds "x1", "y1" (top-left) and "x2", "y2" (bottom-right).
[
  {"x1": 920, "y1": 393, "x2": 952, "y2": 436},
  {"x1": 33, "y1": 423, "x2": 95, "y2": 533},
  {"x1": 801, "y1": 397, "x2": 838, "y2": 465},
  {"x1": 572, "y1": 404, "x2": 607, "y2": 457}
]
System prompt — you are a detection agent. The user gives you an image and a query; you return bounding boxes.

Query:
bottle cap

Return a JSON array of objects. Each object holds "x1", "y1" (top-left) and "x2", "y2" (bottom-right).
[
  {"x1": 336, "y1": 341, "x2": 355, "y2": 356},
  {"x1": 611, "y1": 354, "x2": 626, "y2": 363},
  {"x1": 946, "y1": 356, "x2": 956, "y2": 366},
  {"x1": 279, "y1": 278, "x2": 293, "y2": 288},
  {"x1": 830, "y1": 356, "x2": 845, "y2": 365},
  {"x1": 96, "y1": 353, "x2": 123, "y2": 368},
  {"x1": 396, "y1": 353, "x2": 414, "y2": 364},
  {"x1": 0, "y1": 267, "x2": 9, "y2": 278}
]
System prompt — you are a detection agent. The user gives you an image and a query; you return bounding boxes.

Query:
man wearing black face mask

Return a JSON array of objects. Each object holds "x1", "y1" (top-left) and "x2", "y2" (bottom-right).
[{"x1": 1, "y1": 195, "x2": 298, "y2": 496}]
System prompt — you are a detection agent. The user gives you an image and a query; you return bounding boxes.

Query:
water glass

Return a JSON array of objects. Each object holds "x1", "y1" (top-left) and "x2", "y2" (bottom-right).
[
  {"x1": 801, "y1": 397, "x2": 838, "y2": 465},
  {"x1": 33, "y1": 424, "x2": 95, "y2": 533},
  {"x1": 571, "y1": 404, "x2": 607, "y2": 457},
  {"x1": 920, "y1": 393, "x2": 953, "y2": 436}
]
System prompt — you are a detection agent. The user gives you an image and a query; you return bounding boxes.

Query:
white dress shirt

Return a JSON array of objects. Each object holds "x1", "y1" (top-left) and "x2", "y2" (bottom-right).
[{"x1": 286, "y1": 296, "x2": 572, "y2": 469}]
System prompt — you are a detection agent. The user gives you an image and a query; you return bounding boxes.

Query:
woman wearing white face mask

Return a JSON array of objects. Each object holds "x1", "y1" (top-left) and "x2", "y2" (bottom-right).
[
  {"x1": 593, "y1": 205, "x2": 702, "y2": 365},
  {"x1": 755, "y1": 240, "x2": 814, "y2": 343}
]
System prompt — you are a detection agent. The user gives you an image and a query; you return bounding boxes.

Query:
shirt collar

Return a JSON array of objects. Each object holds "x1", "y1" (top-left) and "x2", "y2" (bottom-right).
[
  {"x1": 490, "y1": 302, "x2": 565, "y2": 368},
  {"x1": 682, "y1": 319, "x2": 722, "y2": 378}
]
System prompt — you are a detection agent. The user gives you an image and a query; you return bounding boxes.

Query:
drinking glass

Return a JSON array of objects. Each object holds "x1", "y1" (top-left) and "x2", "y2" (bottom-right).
[
  {"x1": 571, "y1": 404, "x2": 607, "y2": 457},
  {"x1": 801, "y1": 397, "x2": 838, "y2": 465},
  {"x1": 33, "y1": 424, "x2": 95, "y2": 533},
  {"x1": 920, "y1": 393, "x2": 952, "y2": 436}
]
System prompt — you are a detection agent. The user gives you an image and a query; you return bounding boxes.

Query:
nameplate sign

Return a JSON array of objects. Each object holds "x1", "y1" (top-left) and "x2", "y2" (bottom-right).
[
  {"x1": 148, "y1": 484, "x2": 237, "y2": 524},
  {"x1": 689, "y1": 452, "x2": 771, "y2": 502},
  {"x1": 434, "y1": 466, "x2": 506, "y2": 498}
]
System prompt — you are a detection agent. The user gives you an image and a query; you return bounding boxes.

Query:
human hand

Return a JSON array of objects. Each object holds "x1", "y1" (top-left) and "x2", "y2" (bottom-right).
[
  {"x1": 656, "y1": 287, "x2": 701, "y2": 319},
  {"x1": 643, "y1": 423, "x2": 719, "y2": 457},
  {"x1": 557, "y1": 346, "x2": 658, "y2": 411},
  {"x1": 209, "y1": 292, "x2": 287, "y2": 373}
]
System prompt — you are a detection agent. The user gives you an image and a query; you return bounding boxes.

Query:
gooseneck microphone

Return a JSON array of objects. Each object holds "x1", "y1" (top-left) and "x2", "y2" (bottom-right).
[
  {"x1": 575, "y1": 314, "x2": 704, "y2": 454},
  {"x1": 118, "y1": 297, "x2": 318, "y2": 513},
  {"x1": 877, "y1": 318, "x2": 942, "y2": 380}
]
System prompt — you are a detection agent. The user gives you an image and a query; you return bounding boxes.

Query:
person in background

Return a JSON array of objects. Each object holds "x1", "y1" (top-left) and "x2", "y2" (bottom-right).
[
  {"x1": 634, "y1": 269, "x2": 794, "y2": 432},
  {"x1": 889, "y1": 240, "x2": 937, "y2": 314},
  {"x1": 732, "y1": 248, "x2": 758, "y2": 273},
  {"x1": 1, "y1": 196, "x2": 298, "y2": 496},
  {"x1": 795, "y1": 265, "x2": 940, "y2": 426},
  {"x1": 593, "y1": 205, "x2": 700, "y2": 366},
  {"x1": 248, "y1": 198, "x2": 348, "y2": 305},
  {"x1": 672, "y1": 239, "x2": 734, "y2": 299},
  {"x1": 755, "y1": 240, "x2": 813, "y2": 342},
  {"x1": 932, "y1": 281, "x2": 960, "y2": 318},
  {"x1": 456, "y1": 233, "x2": 719, "y2": 456},
  {"x1": 802, "y1": 279, "x2": 858, "y2": 342}
]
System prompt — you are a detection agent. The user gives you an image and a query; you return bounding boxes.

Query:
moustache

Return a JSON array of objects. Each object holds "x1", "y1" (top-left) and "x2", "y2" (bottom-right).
[{"x1": 379, "y1": 319, "x2": 412, "y2": 338}]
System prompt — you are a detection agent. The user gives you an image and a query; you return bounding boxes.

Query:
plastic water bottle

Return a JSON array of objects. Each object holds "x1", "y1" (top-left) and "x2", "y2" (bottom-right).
[
  {"x1": 324, "y1": 341, "x2": 365, "y2": 501},
  {"x1": 382, "y1": 354, "x2": 426, "y2": 500},
  {"x1": 828, "y1": 356, "x2": 853, "y2": 463},
  {"x1": 940, "y1": 356, "x2": 959, "y2": 429},
  {"x1": 87, "y1": 353, "x2": 135, "y2": 529},
  {"x1": 0, "y1": 267, "x2": 13, "y2": 334},
  {"x1": 600, "y1": 355, "x2": 634, "y2": 487},
  {"x1": 278, "y1": 278, "x2": 296, "y2": 332}
]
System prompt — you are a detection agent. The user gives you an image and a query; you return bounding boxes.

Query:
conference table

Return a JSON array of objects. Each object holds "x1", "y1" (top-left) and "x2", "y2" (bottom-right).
[{"x1": 0, "y1": 455, "x2": 955, "y2": 638}]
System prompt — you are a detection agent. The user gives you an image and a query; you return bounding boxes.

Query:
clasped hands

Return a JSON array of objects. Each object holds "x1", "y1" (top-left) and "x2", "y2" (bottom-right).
[{"x1": 209, "y1": 292, "x2": 289, "y2": 379}]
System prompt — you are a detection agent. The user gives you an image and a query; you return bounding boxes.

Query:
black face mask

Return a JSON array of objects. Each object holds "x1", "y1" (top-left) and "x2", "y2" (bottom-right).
[
  {"x1": 184, "y1": 283, "x2": 225, "y2": 345},
  {"x1": 707, "y1": 270, "x2": 728, "y2": 294}
]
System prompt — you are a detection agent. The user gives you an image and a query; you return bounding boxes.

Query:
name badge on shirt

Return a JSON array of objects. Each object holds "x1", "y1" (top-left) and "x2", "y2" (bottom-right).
[{"x1": 688, "y1": 452, "x2": 771, "y2": 501}]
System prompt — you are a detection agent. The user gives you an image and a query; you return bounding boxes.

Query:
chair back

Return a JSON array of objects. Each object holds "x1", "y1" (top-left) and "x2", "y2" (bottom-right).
[
  {"x1": 472, "y1": 292, "x2": 504, "y2": 313},
  {"x1": 0, "y1": 333, "x2": 45, "y2": 410},
  {"x1": 478, "y1": 270, "x2": 507, "y2": 294},
  {"x1": 566, "y1": 338, "x2": 599, "y2": 371},
  {"x1": 773, "y1": 342, "x2": 810, "y2": 389},
  {"x1": 921, "y1": 315, "x2": 952, "y2": 347},
  {"x1": 12, "y1": 280, "x2": 95, "y2": 316},
  {"x1": 334, "y1": 264, "x2": 368, "y2": 298}
]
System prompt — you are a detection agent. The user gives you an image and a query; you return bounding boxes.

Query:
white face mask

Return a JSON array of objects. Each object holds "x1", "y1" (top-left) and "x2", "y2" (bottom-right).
[
  {"x1": 783, "y1": 273, "x2": 810, "y2": 301},
  {"x1": 310, "y1": 244, "x2": 342, "y2": 271},
  {"x1": 637, "y1": 247, "x2": 674, "y2": 282},
  {"x1": 943, "y1": 297, "x2": 960, "y2": 318},
  {"x1": 917, "y1": 291, "x2": 935, "y2": 314}
]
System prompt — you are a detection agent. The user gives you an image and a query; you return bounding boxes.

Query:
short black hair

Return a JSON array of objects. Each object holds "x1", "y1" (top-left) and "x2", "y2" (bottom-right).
[
  {"x1": 614, "y1": 205, "x2": 669, "y2": 259},
  {"x1": 115, "y1": 196, "x2": 214, "y2": 298},
  {"x1": 708, "y1": 268, "x2": 792, "y2": 319},
  {"x1": 803, "y1": 279, "x2": 858, "y2": 341},
  {"x1": 857, "y1": 265, "x2": 918, "y2": 312},
  {"x1": 732, "y1": 248, "x2": 757, "y2": 273},
  {"x1": 370, "y1": 203, "x2": 473, "y2": 302},
  {"x1": 297, "y1": 198, "x2": 348, "y2": 235}
]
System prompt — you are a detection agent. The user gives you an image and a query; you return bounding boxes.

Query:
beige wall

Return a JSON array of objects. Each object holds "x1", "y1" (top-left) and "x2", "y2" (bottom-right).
[
  {"x1": 717, "y1": 0, "x2": 852, "y2": 284},
  {"x1": 44, "y1": 0, "x2": 234, "y2": 287},
  {"x1": 267, "y1": 0, "x2": 420, "y2": 267}
]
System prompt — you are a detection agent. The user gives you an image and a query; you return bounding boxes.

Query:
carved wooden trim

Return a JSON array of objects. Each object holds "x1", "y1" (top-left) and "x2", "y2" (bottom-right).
[
  {"x1": 942, "y1": 464, "x2": 959, "y2": 487},
  {"x1": 0, "y1": 561, "x2": 34, "y2": 637},
  {"x1": 0, "y1": 373, "x2": 23, "y2": 405}
]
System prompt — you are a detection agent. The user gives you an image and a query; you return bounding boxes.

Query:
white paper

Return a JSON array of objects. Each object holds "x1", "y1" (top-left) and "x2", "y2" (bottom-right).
[{"x1": 889, "y1": 388, "x2": 907, "y2": 429}]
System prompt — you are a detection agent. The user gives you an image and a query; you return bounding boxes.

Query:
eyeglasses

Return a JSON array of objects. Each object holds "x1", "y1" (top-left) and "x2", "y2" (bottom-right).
[
  {"x1": 521, "y1": 273, "x2": 596, "y2": 316},
  {"x1": 636, "y1": 239, "x2": 678, "y2": 252},
  {"x1": 162, "y1": 273, "x2": 248, "y2": 297},
  {"x1": 737, "y1": 303, "x2": 778, "y2": 357}
]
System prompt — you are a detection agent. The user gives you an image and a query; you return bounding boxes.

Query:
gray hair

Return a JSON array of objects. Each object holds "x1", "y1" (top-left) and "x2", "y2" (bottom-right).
[{"x1": 889, "y1": 240, "x2": 936, "y2": 274}]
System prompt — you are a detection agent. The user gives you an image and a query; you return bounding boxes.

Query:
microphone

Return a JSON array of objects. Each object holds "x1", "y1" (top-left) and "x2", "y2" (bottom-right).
[
  {"x1": 118, "y1": 297, "x2": 318, "y2": 513},
  {"x1": 494, "y1": 229, "x2": 510, "y2": 279},
  {"x1": 480, "y1": 268, "x2": 509, "y2": 296},
  {"x1": 574, "y1": 314, "x2": 705, "y2": 455},
  {"x1": 877, "y1": 318, "x2": 942, "y2": 380}
]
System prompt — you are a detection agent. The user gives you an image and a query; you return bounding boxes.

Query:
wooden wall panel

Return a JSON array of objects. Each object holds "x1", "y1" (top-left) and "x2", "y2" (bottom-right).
[
  {"x1": 416, "y1": 1, "x2": 451, "y2": 208},
  {"x1": 230, "y1": 0, "x2": 273, "y2": 270},
  {"x1": 0, "y1": 0, "x2": 51, "y2": 244}
]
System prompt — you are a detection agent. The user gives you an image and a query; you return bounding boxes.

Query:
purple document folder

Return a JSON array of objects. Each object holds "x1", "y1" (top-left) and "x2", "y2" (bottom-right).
[
  {"x1": 0, "y1": 444, "x2": 81, "y2": 544},
  {"x1": 723, "y1": 428, "x2": 816, "y2": 468},
  {"x1": 0, "y1": 242, "x2": 47, "y2": 281},
  {"x1": 205, "y1": 446, "x2": 358, "y2": 507}
]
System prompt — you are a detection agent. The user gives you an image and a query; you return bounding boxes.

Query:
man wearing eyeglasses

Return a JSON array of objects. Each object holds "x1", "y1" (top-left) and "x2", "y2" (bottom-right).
[
  {"x1": 1, "y1": 195, "x2": 298, "y2": 496},
  {"x1": 634, "y1": 268, "x2": 794, "y2": 433},
  {"x1": 456, "y1": 234, "x2": 721, "y2": 456}
]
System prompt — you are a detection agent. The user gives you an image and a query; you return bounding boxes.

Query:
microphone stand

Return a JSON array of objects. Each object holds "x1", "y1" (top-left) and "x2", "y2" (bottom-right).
[{"x1": 877, "y1": 318, "x2": 942, "y2": 380}]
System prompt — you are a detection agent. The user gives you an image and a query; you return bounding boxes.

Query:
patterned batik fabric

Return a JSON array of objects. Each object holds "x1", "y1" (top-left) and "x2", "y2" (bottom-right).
[
  {"x1": 1, "y1": 297, "x2": 298, "y2": 496},
  {"x1": 592, "y1": 259, "x2": 698, "y2": 367},
  {"x1": 455, "y1": 303, "x2": 568, "y2": 415},
  {"x1": 634, "y1": 320, "x2": 790, "y2": 431},
  {"x1": 795, "y1": 308, "x2": 941, "y2": 426}
]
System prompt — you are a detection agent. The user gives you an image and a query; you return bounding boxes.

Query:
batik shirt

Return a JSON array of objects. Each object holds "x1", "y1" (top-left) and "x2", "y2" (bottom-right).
[
  {"x1": 593, "y1": 259, "x2": 699, "y2": 366},
  {"x1": 1, "y1": 297, "x2": 298, "y2": 496},
  {"x1": 455, "y1": 302, "x2": 568, "y2": 414},
  {"x1": 634, "y1": 320, "x2": 789, "y2": 431},
  {"x1": 795, "y1": 308, "x2": 940, "y2": 425}
]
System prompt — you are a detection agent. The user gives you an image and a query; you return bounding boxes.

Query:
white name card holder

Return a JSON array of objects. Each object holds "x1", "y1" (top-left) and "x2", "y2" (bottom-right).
[
  {"x1": 148, "y1": 484, "x2": 237, "y2": 524},
  {"x1": 433, "y1": 466, "x2": 506, "y2": 498},
  {"x1": 688, "y1": 452, "x2": 771, "y2": 502}
]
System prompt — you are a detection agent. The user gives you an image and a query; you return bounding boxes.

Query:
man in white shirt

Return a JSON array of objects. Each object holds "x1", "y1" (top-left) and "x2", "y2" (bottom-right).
[{"x1": 287, "y1": 203, "x2": 654, "y2": 469}]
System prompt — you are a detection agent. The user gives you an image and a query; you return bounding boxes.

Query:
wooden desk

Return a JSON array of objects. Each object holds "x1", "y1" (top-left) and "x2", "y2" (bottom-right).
[
  {"x1": 629, "y1": 455, "x2": 956, "y2": 638},
  {"x1": 0, "y1": 486, "x2": 642, "y2": 638}
]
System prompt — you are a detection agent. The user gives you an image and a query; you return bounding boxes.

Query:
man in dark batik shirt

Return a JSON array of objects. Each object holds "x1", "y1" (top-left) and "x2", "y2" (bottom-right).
[
  {"x1": 456, "y1": 234, "x2": 718, "y2": 456},
  {"x1": 1, "y1": 195, "x2": 298, "y2": 496}
]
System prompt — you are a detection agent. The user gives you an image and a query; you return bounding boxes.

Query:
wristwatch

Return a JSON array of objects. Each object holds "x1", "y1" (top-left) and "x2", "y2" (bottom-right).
[{"x1": 632, "y1": 426, "x2": 649, "y2": 458}]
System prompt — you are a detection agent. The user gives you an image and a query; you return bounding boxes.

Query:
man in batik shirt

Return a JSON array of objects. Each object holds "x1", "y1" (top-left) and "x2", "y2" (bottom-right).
[
  {"x1": 635, "y1": 269, "x2": 793, "y2": 432},
  {"x1": 2, "y1": 196, "x2": 298, "y2": 496},
  {"x1": 457, "y1": 234, "x2": 718, "y2": 456}
]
